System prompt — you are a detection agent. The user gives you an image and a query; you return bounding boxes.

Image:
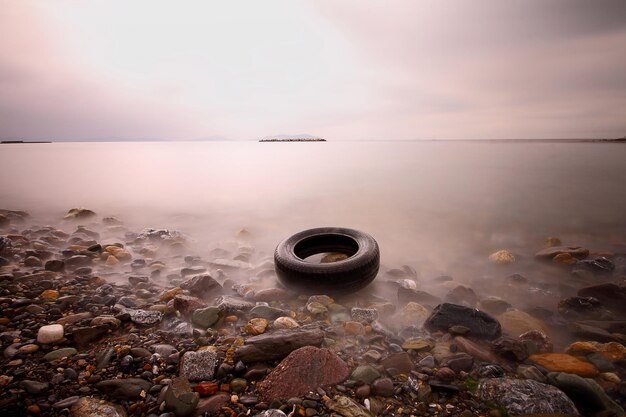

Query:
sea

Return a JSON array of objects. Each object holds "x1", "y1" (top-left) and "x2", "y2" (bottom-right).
[{"x1": 1, "y1": 140, "x2": 625, "y2": 320}]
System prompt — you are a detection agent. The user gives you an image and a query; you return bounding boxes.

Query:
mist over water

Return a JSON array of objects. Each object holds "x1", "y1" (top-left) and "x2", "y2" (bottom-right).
[{"x1": 2, "y1": 141, "x2": 626, "y2": 343}]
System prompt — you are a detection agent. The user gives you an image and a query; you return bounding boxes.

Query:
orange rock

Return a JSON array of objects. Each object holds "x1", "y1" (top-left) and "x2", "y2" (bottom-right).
[
  {"x1": 220, "y1": 383, "x2": 230, "y2": 392},
  {"x1": 566, "y1": 341, "x2": 626, "y2": 362},
  {"x1": 105, "y1": 255, "x2": 119, "y2": 266},
  {"x1": 160, "y1": 287, "x2": 182, "y2": 301},
  {"x1": 224, "y1": 315, "x2": 238, "y2": 323},
  {"x1": 528, "y1": 353, "x2": 599, "y2": 377},
  {"x1": 488, "y1": 250, "x2": 515, "y2": 264},
  {"x1": 245, "y1": 318, "x2": 268, "y2": 335},
  {"x1": 0, "y1": 317, "x2": 10, "y2": 325},
  {"x1": 343, "y1": 321, "x2": 365, "y2": 336},
  {"x1": 194, "y1": 381, "x2": 218, "y2": 396},
  {"x1": 40, "y1": 289, "x2": 59, "y2": 300},
  {"x1": 552, "y1": 253, "x2": 577, "y2": 265}
]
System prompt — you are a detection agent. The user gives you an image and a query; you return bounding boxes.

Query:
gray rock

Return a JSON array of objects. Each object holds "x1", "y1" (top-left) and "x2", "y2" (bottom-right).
[
  {"x1": 350, "y1": 365, "x2": 380, "y2": 384},
  {"x1": 325, "y1": 395, "x2": 373, "y2": 417},
  {"x1": 70, "y1": 397, "x2": 126, "y2": 417},
  {"x1": 350, "y1": 307, "x2": 379, "y2": 323},
  {"x1": 21, "y1": 380, "x2": 49, "y2": 394},
  {"x1": 478, "y1": 378, "x2": 578, "y2": 415},
  {"x1": 215, "y1": 295, "x2": 254, "y2": 313},
  {"x1": 250, "y1": 305, "x2": 289, "y2": 320},
  {"x1": 440, "y1": 353, "x2": 473, "y2": 372},
  {"x1": 94, "y1": 378, "x2": 152, "y2": 400},
  {"x1": 180, "y1": 274, "x2": 221, "y2": 297},
  {"x1": 425, "y1": 303, "x2": 501, "y2": 339},
  {"x1": 123, "y1": 308, "x2": 163, "y2": 325},
  {"x1": 234, "y1": 325, "x2": 324, "y2": 363},
  {"x1": 151, "y1": 344, "x2": 178, "y2": 357},
  {"x1": 191, "y1": 307, "x2": 220, "y2": 328},
  {"x1": 44, "y1": 347, "x2": 78, "y2": 361},
  {"x1": 180, "y1": 350, "x2": 217, "y2": 381},
  {"x1": 548, "y1": 371, "x2": 624, "y2": 416},
  {"x1": 163, "y1": 377, "x2": 199, "y2": 417}
]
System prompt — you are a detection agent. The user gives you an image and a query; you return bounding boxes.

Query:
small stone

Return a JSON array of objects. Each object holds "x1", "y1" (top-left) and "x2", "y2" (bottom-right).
[
  {"x1": 343, "y1": 321, "x2": 365, "y2": 336},
  {"x1": 41, "y1": 289, "x2": 59, "y2": 300},
  {"x1": 37, "y1": 324, "x2": 64, "y2": 344},
  {"x1": 440, "y1": 353, "x2": 473, "y2": 372},
  {"x1": 307, "y1": 302, "x2": 328, "y2": 315},
  {"x1": 21, "y1": 380, "x2": 49, "y2": 394},
  {"x1": 381, "y1": 352, "x2": 416, "y2": 374},
  {"x1": 488, "y1": 250, "x2": 515, "y2": 264},
  {"x1": 94, "y1": 378, "x2": 152, "y2": 401},
  {"x1": 191, "y1": 307, "x2": 220, "y2": 328},
  {"x1": 246, "y1": 318, "x2": 269, "y2": 335},
  {"x1": 18, "y1": 344, "x2": 39, "y2": 354},
  {"x1": 553, "y1": 253, "x2": 577, "y2": 265},
  {"x1": 160, "y1": 287, "x2": 183, "y2": 301},
  {"x1": 180, "y1": 350, "x2": 217, "y2": 381},
  {"x1": 350, "y1": 308, "x2": 378, "y2": 323},
  {"x1": 91, "y1": 315, "x2": 121, "y2": 329},
  {"x1": 194, "y1": 381, "x2": 218, "y2": 396},
  {"x1": 350, "y1": 365, "x2": 380, "y2": 384},
  {"x1": 401, "y1": 339, "x2": 433, "y2": 352},
  {"x1": 273, "y1": 316, "x2": 299, "y2": 329},
  {"x1": 24, "y1": 256, "x2": 43, "y2": 267},
  {"x1": 371, "y1": 378, "x2": 394, "y2": 397},
  {"x1": 230, "y1": 378, "x2": 248, "y2": 393},
  {"x1": 70, "y1": 397, "x2": 126, "y2": 417},
  {"x1": 44, "y1": 347, "x2": 78, "y2": 361},
  {"x1": 164, "y1": 377, "x2": 200, "y2": 417}
]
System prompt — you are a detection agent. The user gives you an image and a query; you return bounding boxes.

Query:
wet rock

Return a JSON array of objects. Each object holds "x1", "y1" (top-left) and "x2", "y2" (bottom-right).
[
  {"x1": 215, "y1": 295, "x2": 254, "y2": 313},
  {"x1": 569, "y1": 322, "x2": 619, "y2": 343},
  {"x1": 44, "y1": 347, "x2": 78, "y2": 361},
  {"x1": 578, "y1": 283, "x2": 626, "y2": 313},
  {"x1": 246, "y1": 318, "x2": 269, "y2": 335},
  {"x1": 70, "y1": 397, "x2": 126, "y2": 417},
  {"x1": 71, "y1": 325, "x2": 109, "y2": 347},
  {"x1": 577, "y1": 256, "x2": 615, "y2": 273},
  {"x1": 477, "y1": 378, "x2": 578, "y2": 415},
  {"x1": 425, "y1": 303, "x2": 501, "y2": 340},
  {"x1": 273, "y1": 316, "x2": 299, "y2": 329},
  {"x1": 350, "y1": 307, "x2": 379, "y2": 323},
  {"x1": 250, "y1": 305, "x2": 289, "y2": 320},
  {"x1": 37, "y1": 324, "x2": 64, "y2": 344},
  {"x1": 64, "y1": 255, "x2": 93, "y2": 269},
  {"x1": 381, "y1": 352, "x2": 415, "y2": 374},
  {"x1": 528, "y1": 353, "x2": 599, "y2": 377},
  {"x1": 477, "y1": 296, "x2": 512, "y2": 316},
  {"x1": 191, "y1": 307, "x2": 220, "y2": 328},
  {"x1": 173, "y1": 295, "x2": 206, "y2": 317},
  {"x1": 253, "y1": 288, "x2": 291, "y2": 302},
  {"x1": 519, "y1": 330, "x2": 553, "y2": 354},
  {"x1": 397, "y1": 287, "x2": 441, "y2": 306},
  {"x1": 488, "y1": 250, "x2": 516, "y2": 264},
  {"x1": 559, "y1": 296, "x2": 613, "y2": 320},
  {"x1": 94, "y1": 378, "x2": 152, "y2": 400},
  {"x1": 440, "y1": 353, "x2": 473, "y2": 372},
  {"x1": 163, "y1": 377, "x2": 200, "y2": 417},
  {"x1": 535, "y1": 245, "x2": 589, "y2": 260},
  {"x1": 371, "y1": 377, "x2": 394, "y2": 397},
  {"x1": 257, "y1": 346, "x2": 349, "y2": 401},
  {"x1": 325, "y1": 395, "x2": 373, "y2": 417},
  {"x1": 492, "y1": 337, "x2": 528, "y2": 361},
  {"x1": 21, "y1": 380, "x2": 49, "y2": 394},
  {"x1": 180, "y1": 350, "x2": 217, "y2": 381},
  {"x1": 517, "y1": 364, "x2": 547, "y2": 382},
  {"x1": 122, "y1": 308, "x2": 163, "y2": 325},
  {"x1": 566, "y1": 341, "x2": 626, "y2": 362},
  {"x1": 234, "y1": 325, "x2": 324, "y2": 363},
  {"x1": 192, "y1": 393, "x2": 229, "y2": 417},
  {"x1": 548, "y1": 372, "x2": 624, "y2": 416},
  {"x1": 350, "y1": 365, "x2": 380, "y2": 384},
  {"x1": 454, "y1": 336, "x2": 500, "y2": 363},
  {"x1": 497, "y1": 309, "x2": 548, "y2": 337},
  {"x1": 180, "y1": 274, "x2": 221, "y2": 297}
]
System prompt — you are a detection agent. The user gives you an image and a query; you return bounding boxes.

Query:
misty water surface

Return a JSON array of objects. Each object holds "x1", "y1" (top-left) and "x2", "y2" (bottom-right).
[{"x1": 1, "y1": 141, "x2": 625, "y2": 319}]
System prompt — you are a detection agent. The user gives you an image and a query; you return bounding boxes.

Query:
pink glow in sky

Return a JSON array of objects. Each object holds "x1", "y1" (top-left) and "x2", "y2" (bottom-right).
[{"x1": 1, "y1": 0, "x2": 625, "y2": 141}]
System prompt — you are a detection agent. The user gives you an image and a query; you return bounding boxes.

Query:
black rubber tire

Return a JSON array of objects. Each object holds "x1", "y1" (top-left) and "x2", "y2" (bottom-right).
[{"x1": 274, "y1": 227, "x2": 380, "y2": 294}]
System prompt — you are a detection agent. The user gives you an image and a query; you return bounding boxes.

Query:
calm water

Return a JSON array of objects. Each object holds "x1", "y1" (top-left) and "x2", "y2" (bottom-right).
[{"x1": 1, "y1": 141, "x2": 626, "y2": 309}]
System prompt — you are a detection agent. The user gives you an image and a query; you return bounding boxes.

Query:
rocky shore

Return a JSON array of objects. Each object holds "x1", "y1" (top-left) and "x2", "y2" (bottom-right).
[{"x1": 0, "y1": 208, "x2": 625, "y2": 417}]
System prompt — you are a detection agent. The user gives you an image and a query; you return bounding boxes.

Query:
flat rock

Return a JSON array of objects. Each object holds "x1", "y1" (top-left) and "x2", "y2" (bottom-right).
[
  {"x1": 94, "y1": 378, "x2": 152, "y2": 400},
  {"x1": 424, "y1": 303, "x2": 501, "y2": 340},
  {"x1": 497, "y1": 309, "x2": 548, "y2": 338},
  {"x1": 257, "y1": 346, "x2": 349, "y2": 401},
  {"x1": 454, "y1": 336, "x2": 500, "y2": 363},
  {"x1": 180, "y1": 274, "x2": 221, "y2": 297},
  {"x1": 478, "y1": 378, "x2": 578, "y2": 415},
  {"x1": 70, "y1": 397, "x2": 126, "y2": 417},
  {"x1": 215, "y1": 295, "x2": 254, "y2": 313},
  {"x1": 528, "y1": 353, "x2": 599, "y2": 377},
  {"x1": 234, "y1": 325, "x2": 324, "y2": 363},
  {"x1": 44, "y1": 347, "x2": 78, "y2": 361},
  {"x1": 535, "y1": 246, "x2": 589, "y2": 260}
]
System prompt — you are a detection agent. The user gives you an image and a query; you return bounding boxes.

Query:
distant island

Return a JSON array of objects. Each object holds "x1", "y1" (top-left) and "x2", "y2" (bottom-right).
[
  {"x1": 259, "y1": 134, "x2": 326, "y2": 142},
  {"x1": 1, "y1": 140, "x2": 51, "y2": 144}
]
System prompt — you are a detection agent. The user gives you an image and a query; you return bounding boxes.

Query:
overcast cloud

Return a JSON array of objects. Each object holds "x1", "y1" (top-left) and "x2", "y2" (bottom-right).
[{"x1": 1, "y1": 0, "x2": 625, "y2": 140}]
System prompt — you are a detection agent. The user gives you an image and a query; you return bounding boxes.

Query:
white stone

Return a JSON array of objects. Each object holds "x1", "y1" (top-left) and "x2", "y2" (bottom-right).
[{"x1": 37, "y1": 324, "x2": 64, "y2": 344}]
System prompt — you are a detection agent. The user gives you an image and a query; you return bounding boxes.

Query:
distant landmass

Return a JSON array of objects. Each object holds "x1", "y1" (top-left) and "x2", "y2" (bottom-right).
[{"x1": 259, "y1": 134, "x2": 326, "y2": 142}]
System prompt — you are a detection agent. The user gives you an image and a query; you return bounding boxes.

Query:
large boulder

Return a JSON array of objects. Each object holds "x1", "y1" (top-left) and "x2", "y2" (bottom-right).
[
  {"x1": 424, "y1": 303, "x2": 501, "y2": 339},
  {"x1": 547, "y1": 372, "x2": 625, "y2": 416},
  {"x1": 257, "y1": 346, "x2": 349, "y2": 401}
]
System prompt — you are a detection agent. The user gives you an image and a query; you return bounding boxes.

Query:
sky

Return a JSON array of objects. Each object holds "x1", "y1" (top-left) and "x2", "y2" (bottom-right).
[{"x1": 1, "y1": 0, "x2": 625, "y2": 141}]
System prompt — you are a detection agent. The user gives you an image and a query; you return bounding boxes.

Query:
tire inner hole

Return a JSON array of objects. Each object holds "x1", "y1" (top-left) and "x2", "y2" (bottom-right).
[{"x1": 294, "y1": 234, "x2": 359, "y2": 263}]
